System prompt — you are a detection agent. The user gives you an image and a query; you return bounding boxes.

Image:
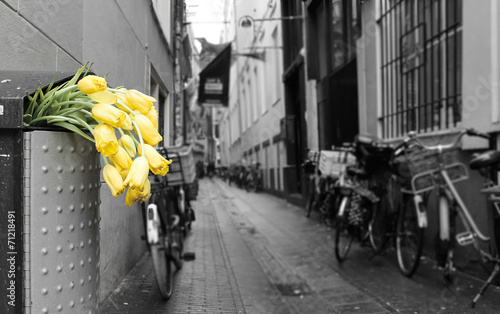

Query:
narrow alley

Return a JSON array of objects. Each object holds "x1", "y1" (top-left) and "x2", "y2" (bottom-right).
[{"x1": 100, "y1": 179, "x2": 500, "y2": 314}]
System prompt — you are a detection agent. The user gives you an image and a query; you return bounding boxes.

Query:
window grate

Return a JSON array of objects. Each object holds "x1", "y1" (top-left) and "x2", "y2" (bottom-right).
[{"x1": 378, "y1": 0, "x2": 462, "y2": 138}]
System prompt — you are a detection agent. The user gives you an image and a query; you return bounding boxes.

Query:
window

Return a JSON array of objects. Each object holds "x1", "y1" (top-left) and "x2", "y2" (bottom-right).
[
  {"x1": 308, "y1": 0, "x2": 361, "y2": 78},
  {"x1": 378, "y1": 0, "x2": 462, "y2": 138}
]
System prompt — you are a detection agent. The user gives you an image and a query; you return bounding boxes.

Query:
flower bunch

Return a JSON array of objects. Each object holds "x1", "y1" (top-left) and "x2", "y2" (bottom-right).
[{"x1": 24, "y1": 64, "x2": 172, "y2": 206}]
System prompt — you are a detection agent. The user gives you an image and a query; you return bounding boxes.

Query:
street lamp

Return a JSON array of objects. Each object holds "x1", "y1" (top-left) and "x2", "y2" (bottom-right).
[{"x1": 237, "y1": 15, "x2": 303, "y2": 37}]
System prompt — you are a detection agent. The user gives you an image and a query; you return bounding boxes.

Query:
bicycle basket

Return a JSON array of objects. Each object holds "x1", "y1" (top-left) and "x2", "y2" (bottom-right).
[
  {"x1": 394, "y1": 145, "x2": 464, "y2": 192},
  {"x1": 318, "y1": 149, "x2": 356, "y2": 178}
]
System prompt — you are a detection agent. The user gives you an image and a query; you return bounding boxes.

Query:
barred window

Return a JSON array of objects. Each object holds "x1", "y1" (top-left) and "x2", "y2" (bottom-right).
[{"x1": 378, "y1": 0, "x2": 462, "y2": 138}]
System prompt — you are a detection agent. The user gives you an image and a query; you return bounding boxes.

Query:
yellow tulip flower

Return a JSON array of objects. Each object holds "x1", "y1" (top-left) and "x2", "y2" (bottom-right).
[
  {"x1": 133, "y1": 114, "x2": 162, "y2": 146},
  {"x1": 125, "y1": 89, "x2": 156, "y2": 114},
  {"x1": 93, "y1": 123, "x2": 119, "y2": 156},
  {"x1": 102, "y1": 164, "x2": 125, "y2": 197},
  {"x1": 146, "y1": 107, "x2": 159, "y2": 129},
  {"x1": 77, "y1": 75, "x2": 107, "y2": 94},
  {"x1": 108, "y1": 146, "x2": 133, "y2": 171},
  {"x1": 92, "y1": 103, "x2": 126, "y2": 128},
  {"x1": 138, "y1": 144, "x2": 173, "y2": 175},
  {"x1": 119, "y1": 168, "x2": 130, "y2": 181},
  {"x1": 121, "y1": 113, "x2": 133, "y2": 130},
  {"x1": 118, "y1": 134, "x2": 136, "y2": 158},
  {"x1": 116, "y1": 90, "x2": 132, "y2": 112},
  {"x1": 123, "y1": 156, "x2": 149, "y2": 190},
  {"x1": 124, "y1": 179, "x2": 151, "y2": 207}
]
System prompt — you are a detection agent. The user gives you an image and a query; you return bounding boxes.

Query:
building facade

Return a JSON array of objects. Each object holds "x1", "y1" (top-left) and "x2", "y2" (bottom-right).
[
  {"x1": 0, "y1": 0, "x2": 185, "y2": 304},
  {"x1": 218, "y1": 0, "x2": 288, "y2": 193}
]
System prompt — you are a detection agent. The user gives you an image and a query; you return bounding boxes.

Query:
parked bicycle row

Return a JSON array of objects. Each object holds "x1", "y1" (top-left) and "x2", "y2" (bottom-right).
[
  {"x1": 303, "y1": 128, "x2": 500, "y2": 308},
  {"x1": 219, "y1": 162, "x2": 264, "y2": 192}
]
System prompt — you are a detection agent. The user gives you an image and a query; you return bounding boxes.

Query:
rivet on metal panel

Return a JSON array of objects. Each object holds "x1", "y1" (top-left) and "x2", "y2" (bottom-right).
[
  {"x1": 56, "y1": 285, "x2": 62, "y2": 292},
  {"x1": 57, "y1": 145, "x2": 63, "y2": 153},
  {"x1": 88, "y1": 183, "x2": 92, "y2": 190},
  {"x1": 56, "y1": 265, "x2": 63, "y2": 272},
  {"x1": 41, "y1": 166, "x2": 49, "y2": 174},
  {"x1": 41, "y1": 248, "x2": 48, "y2": 255},
  {"x1": 69, "y1": 224, "x2": 75, "y2": 232},
  {"x1": 41, "y1": 227, "x2": 48, "y2": 235},
  {"x1": 80, "y1": 241, "x2": 84, "y2": 248},
  {"x1": 70, "y1": 146, "x2": 75, "y2": 153},
  {"x1": 69, "y1": 205, "x2": 75, "y2": 212},
  {"x1": 80, "y1": 203, "x2": 85, "y2": 210},
  {"x1": 88, "y1": 294, "x2": 92, "y2": 300},
  {"x1": 80, "y1": 184, "x2": 85, "y2": 191},
  {"x1": 80, "y1": 296, "x2": 84, "y2": 304},
  {"x1": 70, "y1": 166, "x2": 76, "y2": 173},
  {"x1": 69, "y1": 301, "x2": 75, "y2": 308},
  {"x1": 69, "y1": 281, "x2": 75, "y2": 288},
  {"x1": 80, "y1": 278, "x2": 84, "y2": 286},
  {"x1": 56, "y1": 166, "x2": 63, "y2": 173},
  {"x1": 41, "y1": 207, "x2": 48, "y2": 214},
  {"x1": 80, "y1": 146, "x2": 86, "y2": 153},
  {"x1": 88, "y1": 220, "x2": 92, "y2": 227},
  {"x1": 56, "y1": 226, "x2": 63, "y2": 233},
  {"x1": 80, "y1": 259, "x2": 85, "y2": 266},
  {"x1": 56, "y1": 304, "x2": 62, "y2": 311},
  {"x1": 57, "y1": 186, "x2": 63, "y2": 193},
  {"x1": 41, "y1": 288, "x2": 48, "y2": 295},
  {"x1": 56, "y1": 246, "x2": 62, "y2": 253},
  {"x1": 80, "y1": 222, "x2": 85, "y2": 229},
  {"x1": 41, "y1": 186, "x2": 48, "y2": 193},
  {"x1": 42, "y1": 145, "x2": 48, "y2": 152},
  {"x1": 88, "y1": 202, "x2": 93, "y2": 209},
  {"x1": 41, "y1": 268, "x2": 48, "y2": 275},
  {"x1": 88, "y1": 275, "x2": 92, "y2": 282},
  {"x1": 88, "y1": 257, "x2": 92, "y2": 263},
  {"x1": 80, "y1": 165, "x2": 85, "y2": 172},
  {"x1": 69, "y1": 243, "x2": 75, "y2": 251},
  {"x1": 69, "y1": 263, "x2": 75, "y2": 270},
  {"x1": 88, "y1": 239, "x2": 92, "y2": 246},
  {"x1": 42, "y1": 307, "x2": 48, "y2": 313},
  {"x1": 89, "y1": 164, "x2": 93, "y2": 171},
  {"x1": 69, "y1": 185, "x2": 75, "y2": 193},
  {"x1": 57, "y1": 206, "x2": 63, "y2": 213}
]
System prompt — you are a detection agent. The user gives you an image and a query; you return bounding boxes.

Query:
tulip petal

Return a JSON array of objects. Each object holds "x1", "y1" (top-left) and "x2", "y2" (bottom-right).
[{"x1": 88, "y1": 90, "x2": 118, "y2": 103}]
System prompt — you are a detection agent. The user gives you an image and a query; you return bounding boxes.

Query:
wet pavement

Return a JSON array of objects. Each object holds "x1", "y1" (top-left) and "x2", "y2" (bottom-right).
[{"x1": 100, "y1": 178, "x2": 500, "y2": 313}]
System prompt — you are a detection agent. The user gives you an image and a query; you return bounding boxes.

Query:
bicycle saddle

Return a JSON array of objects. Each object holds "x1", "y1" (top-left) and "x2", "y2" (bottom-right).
[
  {"x1": 469, "y1": 150, "x2": 500, "y2": 170},
  {"x1": 355, "y1": 135, "x2": 392, "y2": 149}
]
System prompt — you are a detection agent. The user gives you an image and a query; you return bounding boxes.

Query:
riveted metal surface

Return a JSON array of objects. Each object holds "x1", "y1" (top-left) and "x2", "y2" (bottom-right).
[{"x1": 27, "y1": 130, "x2": 100, "y2": 314}]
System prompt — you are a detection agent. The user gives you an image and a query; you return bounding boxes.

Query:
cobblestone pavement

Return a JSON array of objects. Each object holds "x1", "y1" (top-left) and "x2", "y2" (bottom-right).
[{"x1": 100, "y1": 178, "x2": 500, "y2": 313}]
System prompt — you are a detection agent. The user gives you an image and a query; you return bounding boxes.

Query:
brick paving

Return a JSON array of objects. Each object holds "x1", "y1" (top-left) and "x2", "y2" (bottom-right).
[{"x1": 100, "y1": 178, "x2": 500, "y2": 313}]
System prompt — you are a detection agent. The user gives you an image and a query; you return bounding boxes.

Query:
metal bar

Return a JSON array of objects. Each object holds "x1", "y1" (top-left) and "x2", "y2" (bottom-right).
[{"x1": 441, "y1": 169, "x2": 490, "y2": 241}]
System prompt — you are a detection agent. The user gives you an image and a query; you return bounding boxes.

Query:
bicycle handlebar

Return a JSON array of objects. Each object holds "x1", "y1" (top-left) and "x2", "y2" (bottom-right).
[{"x1": 399, "y1": 128, "x2": 489, "y2": 153}]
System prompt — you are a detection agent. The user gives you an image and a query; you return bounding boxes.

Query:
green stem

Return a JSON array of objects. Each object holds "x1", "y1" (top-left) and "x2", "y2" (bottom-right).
[
  {"x1": 72, "y1": 116, "x2": 95, "y2": 135},
  {"x1": 125, "y1": 130, "x2": 141, "y2": 146},
  {"x1": 132, "y1": 121, "x2": 145, "y2": 156},
  {"x1": 116, "y1": 99, "x2": 136, "y2": 115},
  {"x1": 102, "y1": 155, "x2": 110, "y2": 166}
]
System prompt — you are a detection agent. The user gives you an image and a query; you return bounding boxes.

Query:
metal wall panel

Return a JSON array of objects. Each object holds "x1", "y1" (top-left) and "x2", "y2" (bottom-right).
[{"x1": 26, "y1": 130, "x2": 100, "y2": 314}]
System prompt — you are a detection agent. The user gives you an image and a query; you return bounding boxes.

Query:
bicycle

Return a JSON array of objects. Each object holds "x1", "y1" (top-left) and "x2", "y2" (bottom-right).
[
  {"x1": 142, "y1": 147, "x2": 195, "y2": 300},
  {"x1": 394, "y1": 128, "x2": 500, "y2": 307},
  {"x1": 334, "y1": 139, "x2": 389, "y2": 262}
]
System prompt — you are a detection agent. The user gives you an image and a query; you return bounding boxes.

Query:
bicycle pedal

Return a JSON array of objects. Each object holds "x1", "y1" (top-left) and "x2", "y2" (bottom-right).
[
  {"x1": 182, "y1": 252, "x2": 196, "y2": 261},
  {"x1": 456, "y1": 232, "x2": 475, "y2": 246}
]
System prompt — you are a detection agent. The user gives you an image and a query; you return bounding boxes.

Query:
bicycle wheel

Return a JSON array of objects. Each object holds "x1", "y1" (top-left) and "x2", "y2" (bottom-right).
[
  {"x1": 369, "y1": 197, "x2": 388, "y2": 254},
  {"x1": 335, "y1": 195, "x2": 354, "y2": 262},
  {"x1": 147, "y1": 198, "x2": 174, "y2": 300},
  {"x1": 396, "y1": 195, "x2": 424, "y2": 277},
  {"x1": 167, "y1": 192, "x2": 184, "y2": 270}
]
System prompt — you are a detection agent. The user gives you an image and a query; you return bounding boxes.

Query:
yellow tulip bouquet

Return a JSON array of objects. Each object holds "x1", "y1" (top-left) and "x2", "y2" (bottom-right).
[{"x1": 24, "y1": 64, "x2": 172, "y2": 206}]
